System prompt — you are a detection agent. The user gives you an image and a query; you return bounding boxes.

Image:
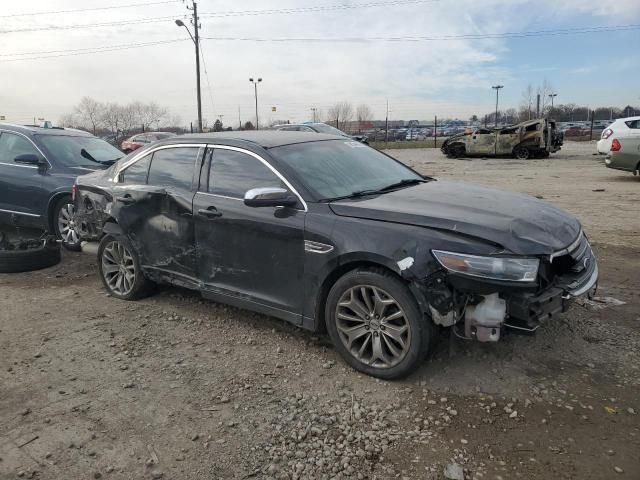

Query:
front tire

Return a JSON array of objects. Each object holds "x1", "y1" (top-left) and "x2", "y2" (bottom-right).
[
  {"x1": 53, "y1": 196, "x2": 82, "y2": 251},
  {"x1": 325, "y1": 268, "x2": 432, "y2": 379},
  {"x1": 97, "y1": 234, "x2": 153, "y2": 300}
]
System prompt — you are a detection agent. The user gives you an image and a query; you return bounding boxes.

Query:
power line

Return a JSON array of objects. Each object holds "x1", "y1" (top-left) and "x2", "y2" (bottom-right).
[
  {"x1": 198, "y1": 40, "x2": 216, "y2": 120},
  {"x1": 0, "y1": 1, "x2": 179, "y2": 18},
  {"x1": 1, "y1": 39, "x2": 187, "y2": 62},
  {"x1": 199, "y1": 0, "x2": 442, "y2": 18},
  {"x1": 0, "y1": 15, "x2": 181, "y2": 34},
  {"x1": 2, "y1": 23, "x2": 637, "y2": 61},
  {"x1": 201, "y1": 24, "x2": 640, "y2": 42}
]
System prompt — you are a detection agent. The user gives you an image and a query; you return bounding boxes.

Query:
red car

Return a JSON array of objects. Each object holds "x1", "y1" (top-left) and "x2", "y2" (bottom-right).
[{"x1": 121, "y1": 132, "x2": 174, "y2": 153}]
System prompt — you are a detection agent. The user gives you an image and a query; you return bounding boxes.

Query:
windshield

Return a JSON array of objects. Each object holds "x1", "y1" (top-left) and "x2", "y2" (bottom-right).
[
  {"x1": 271, "y1": 140, "x2": 423, "y2": 200},
  {"x1": 37, "y1": 135, "x2": 124, "y2": 167},
  {"x1": 311, "y1": 124, "x2": 349, "y2": 136}
]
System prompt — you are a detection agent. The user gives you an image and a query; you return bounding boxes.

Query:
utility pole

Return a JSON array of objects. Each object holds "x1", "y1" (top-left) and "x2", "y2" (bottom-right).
[
  {"x1": 249, "y1": 78, "x2": 262, "y2": 130},
  {"x1": 434, "y1": 115, "x2": 437, "y2": 148},
  {"x1": 491, "y1": 85, "x2": 503, "y2": 127},
  {"x1": 175, "y1": 1, "x2": 202, "y2": 133},
  {"x1": 548, "y1": 93, "x2": 558, "y2": 118},
  {"x1": 238, "y1": 106, "x2": 242, "y2": 130},
  {"x1": 536, "y1": 94, "x2": 540, "y2": 118},
  {"x1": 311, "y1": 107, "x2": 317, "y2": 123},
  {"x1": 385, "y1": 99, "x2": 389, "y2": 146}
]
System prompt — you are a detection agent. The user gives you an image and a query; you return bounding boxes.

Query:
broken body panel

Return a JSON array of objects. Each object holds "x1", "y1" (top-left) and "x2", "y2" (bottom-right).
[
  {"x1": 75, "y1": 132, "x2": 596, "y2": 345},
  {"x1": 441, "y1": 118, "x2": 564, "y2": 159}
]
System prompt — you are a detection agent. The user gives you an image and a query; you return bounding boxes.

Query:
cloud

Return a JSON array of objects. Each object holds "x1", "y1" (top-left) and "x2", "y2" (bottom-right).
[{"x1": 0, "y1": 0, "x2": 637, "y2": 124}]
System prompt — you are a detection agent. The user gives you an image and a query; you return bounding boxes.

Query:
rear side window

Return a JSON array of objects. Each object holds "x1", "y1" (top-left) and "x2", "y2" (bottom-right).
[
  {"x1": 208, "y1": 149, "x2": 283, "y2": 198},
  {"x1": 120, "y1": 154, "x2": 151, "y2": 184},
  {"x1": 0, "y1": 132, "x2": 40, "y2": 161},
  {"x1": 625, "y1": 120, "x2": 639, "y2": 129},
  {"x1": 147, "y1": 147, "x2": 199, "y2": 191}
]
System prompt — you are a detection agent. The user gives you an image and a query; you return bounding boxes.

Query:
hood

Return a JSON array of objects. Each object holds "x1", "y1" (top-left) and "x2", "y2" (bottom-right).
[{"x1": 329, "y1": 180, "x2": 581, "y2": 255}]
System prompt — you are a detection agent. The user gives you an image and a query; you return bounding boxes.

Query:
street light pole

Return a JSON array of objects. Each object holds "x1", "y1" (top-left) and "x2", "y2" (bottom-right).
[
  {"x1": 491, "y1": 85, "x2": 503, "y2": 127},
  {"x1": 548, "y1": 93, "x2": 558, "y2": 118},
  {"x1": 311, "y1": 107, "x2": 317, "y2": 123},
  {"x1": 249, "y1": 78, "x2": 262, "y2": 130},
  {"x1": 175, "y1": 3, "x2": 202, "y2": 133}
]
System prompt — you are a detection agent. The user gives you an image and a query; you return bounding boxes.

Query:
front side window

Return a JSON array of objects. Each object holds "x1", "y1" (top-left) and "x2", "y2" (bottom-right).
[
  {"x1": 208, "y1": 149, "x2": 284, "y2": 198},
  {"x1": 0, "y1": 132, "x2": 40, "y2": 161},
  {"x1": 147, "y1": 147, "x2": 199, "y2": 191},
  {"x1": 120, "y1": 154, "x2": 151, "y2": 184},
  {"x1": 270, "y1": 140, "x2": 422, "y2": 201},
  {"x1": 37, "y1": 135, "x2": 123, "y2": 167}
]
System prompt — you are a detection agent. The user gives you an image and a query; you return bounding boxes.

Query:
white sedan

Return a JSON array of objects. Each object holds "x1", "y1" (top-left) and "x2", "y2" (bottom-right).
[{"x1": 597, "y1": 116, "x2": 640, "y2": 154}]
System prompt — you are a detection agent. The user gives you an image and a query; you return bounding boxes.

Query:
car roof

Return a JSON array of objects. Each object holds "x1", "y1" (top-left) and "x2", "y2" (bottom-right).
[
  {"x1": 0, "y1": 123, "x2": 93, "y2": 137},
  {"x1": 161, "y1": 131, "x2": 345, "y2": 149}
]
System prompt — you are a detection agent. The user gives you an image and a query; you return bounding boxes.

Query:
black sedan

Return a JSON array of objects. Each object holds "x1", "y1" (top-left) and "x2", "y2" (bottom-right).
[{"x1": 74, "y1": 132, "x2": 598, "y2": 379}]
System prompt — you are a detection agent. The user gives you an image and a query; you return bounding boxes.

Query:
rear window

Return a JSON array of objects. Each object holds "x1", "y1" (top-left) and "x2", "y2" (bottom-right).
[
  {"x1": 147, "y1": 147, "x2": 199, "y2": 191},
  {"x1": 120, "y1": 154, "x2": 151, "y2": 184}
]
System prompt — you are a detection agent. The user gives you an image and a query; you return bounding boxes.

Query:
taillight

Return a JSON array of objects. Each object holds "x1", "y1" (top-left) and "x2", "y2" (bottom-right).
[
  {"x1": 602, "y1": 128, "x2": 613, "y2": 139},
  {"x1": 71, "y1": 184, "x2": 77, "y2": 201},
  {"x1": 611, "y1": 139, "x2": 621, "y2": 152}
]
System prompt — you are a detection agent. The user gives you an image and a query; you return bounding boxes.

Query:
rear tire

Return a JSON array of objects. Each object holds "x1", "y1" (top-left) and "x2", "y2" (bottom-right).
[
  {"x1": 97, "y1": 234, "x2": 153, "y2": 300},
  {"x1": 514, "y1": 147, "x2": 530, "y2": 160},
  {"x1": 325, "y1": 268, "x2": 432, "y2": 380}
]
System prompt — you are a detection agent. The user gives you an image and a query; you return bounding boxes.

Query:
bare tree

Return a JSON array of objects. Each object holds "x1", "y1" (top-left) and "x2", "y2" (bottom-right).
[
  {"x1": 356, "y1": 104, "x2": 373, "y2": 133},
  {"x1": 58, "y1": 113, "x2": 77, "y2": 128},
  {"x1": 326, "y1": 102, "x2": 354, "y2": 131},
  {"x1": 74, "y1": 97, "x2": 104, "y2": 134},
  {"x1": 537, "y1": 79, "x2": 554, "y2": 114},
  {"x1": 520, "y1": 84, "x2": 535, "y2": 120},
  {"x1": 101, "y1": 103, "x2": 124, "y2": 137},
  {"x1": 136, "y1": 101, "x2": 168, "y2": 130}
]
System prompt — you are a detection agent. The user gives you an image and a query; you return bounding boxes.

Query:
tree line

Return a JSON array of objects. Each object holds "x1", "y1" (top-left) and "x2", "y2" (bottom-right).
[{"x1": 59, "y1": 97, "x2": 182, "y2": 137}]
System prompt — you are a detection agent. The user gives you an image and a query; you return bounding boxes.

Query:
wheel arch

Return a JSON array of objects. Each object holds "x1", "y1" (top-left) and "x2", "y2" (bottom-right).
[
  {"x1": 312, "y1": 254, "x2": 429, "y2": 333},
  {"x1": 46, "y1": 192, "x2": 72, "y2": 232}
]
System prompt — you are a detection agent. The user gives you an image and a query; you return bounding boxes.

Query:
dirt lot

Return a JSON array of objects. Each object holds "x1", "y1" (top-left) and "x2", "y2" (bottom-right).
[{"x1": 1, "y1": 141, "x2": 638, "y2": 480}]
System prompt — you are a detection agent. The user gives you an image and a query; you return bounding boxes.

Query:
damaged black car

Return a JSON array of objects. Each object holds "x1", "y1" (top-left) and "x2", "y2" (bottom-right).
[{"x1": 74, "y1": 132, "x2": 598, "y2": 379}]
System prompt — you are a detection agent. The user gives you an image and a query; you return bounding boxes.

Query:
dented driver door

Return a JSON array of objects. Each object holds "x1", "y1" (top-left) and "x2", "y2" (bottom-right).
[{"x1": 193, "y1": 147, "x2": 306, "y2": 321}]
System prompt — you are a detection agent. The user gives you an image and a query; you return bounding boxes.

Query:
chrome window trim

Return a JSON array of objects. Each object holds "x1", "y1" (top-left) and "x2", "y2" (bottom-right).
[
  {"x1": 0, "y1": 129, "x2": 52, "y2": 169},
  {"x1": 113, "y1": 143, "x2": 207, "y2": 181},
  {"x1": 0, "y1": 207, "x2": 41, "y2": 218},
  {"x1": 0, "y1": 161, "x2": 38, "y2": 170},
  {"x1": 196, "y1": 192, "x2": 243, "y2": 202},
  {"x1": 204, "y1": 144, "x2": 308, "y2": 212}
]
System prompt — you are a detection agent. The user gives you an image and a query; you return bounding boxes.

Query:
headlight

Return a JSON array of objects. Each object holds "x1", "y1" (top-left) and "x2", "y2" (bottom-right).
[{"x1": 432, "y1": 250, "x2": 539, "y2": 282}]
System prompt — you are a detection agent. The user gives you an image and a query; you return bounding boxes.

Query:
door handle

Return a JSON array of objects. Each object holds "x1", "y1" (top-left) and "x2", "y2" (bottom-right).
[
  {"x1": 115, "y1": 195, "x2": 136, "y2": 205},
  {"x1": 198, "y1": 206, "x2": 222, "y2": 218}
]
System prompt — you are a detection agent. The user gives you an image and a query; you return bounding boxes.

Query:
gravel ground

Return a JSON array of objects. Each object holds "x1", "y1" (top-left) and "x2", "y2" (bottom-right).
[{"x1": 1, "y1": 141, "x2": 638, "y2": 480}]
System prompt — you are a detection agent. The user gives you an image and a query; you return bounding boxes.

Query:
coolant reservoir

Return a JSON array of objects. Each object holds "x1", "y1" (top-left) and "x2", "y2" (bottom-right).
[{"x1": 465, "y1": 293, "x2": 506, "y2": 342}]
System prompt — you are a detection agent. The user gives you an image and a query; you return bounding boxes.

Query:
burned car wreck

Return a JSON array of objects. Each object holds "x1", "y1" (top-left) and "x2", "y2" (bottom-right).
[
  {"x1": 74, "y1": 132, "x2": 597, "y2": 379},
  {"x1": 441, "y1": 118, "x2": 564, "y2": 159}
]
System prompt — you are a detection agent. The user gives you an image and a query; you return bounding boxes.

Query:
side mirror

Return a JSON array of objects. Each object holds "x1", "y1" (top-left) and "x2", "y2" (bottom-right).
[
  {"x1": 14, "y1": 153, "x2": 45, "y2": 166},
  {"x1": 244, "y1": 187, "x2": 297, "y2": 208}
]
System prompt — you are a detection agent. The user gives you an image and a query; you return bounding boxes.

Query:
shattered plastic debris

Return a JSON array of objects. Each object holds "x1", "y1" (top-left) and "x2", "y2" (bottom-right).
[{"x1": 577, "y1": 296, "x2": 626, "y2": 311}]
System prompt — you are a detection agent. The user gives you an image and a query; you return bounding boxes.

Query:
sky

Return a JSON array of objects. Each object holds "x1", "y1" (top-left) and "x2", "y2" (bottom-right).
[{"x1": 1, "y1": 0, "x2": 639, "y2": 128}]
